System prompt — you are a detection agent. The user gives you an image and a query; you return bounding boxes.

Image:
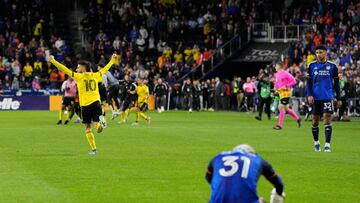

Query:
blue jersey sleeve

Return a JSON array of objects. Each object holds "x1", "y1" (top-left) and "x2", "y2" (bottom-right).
[{"x1": 261, "y1": 158, "x2": 284, "y2": 195}]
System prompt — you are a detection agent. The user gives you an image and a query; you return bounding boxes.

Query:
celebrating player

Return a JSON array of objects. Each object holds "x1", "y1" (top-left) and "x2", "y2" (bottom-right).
[
  {"x1": 49, "y1": 54, "x2": 117, "y2": 155},
  {"x1": 307, "y1": 45, "x2": 341, "y2": 152},
  {"x1": 132, "y1": 77, "x2": 151, "y2": 126},
  {"x1": 273, "y1": 62, "x2": 301, "y2": 130},
  {"x1": 99, "y1": 63, "x2": 121, "y2": 119},
  {"x1": 205, "y1": 144, "x2": 285, "y2": 203}
]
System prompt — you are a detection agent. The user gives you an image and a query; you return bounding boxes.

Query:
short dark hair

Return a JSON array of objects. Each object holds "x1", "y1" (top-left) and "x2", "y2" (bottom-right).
[
  {"x1": 78, "y1": 60, "x2": 92, "y2": 72},
  {"x1": 315, "y1": 45, "x2": 327, "y2": 51}
]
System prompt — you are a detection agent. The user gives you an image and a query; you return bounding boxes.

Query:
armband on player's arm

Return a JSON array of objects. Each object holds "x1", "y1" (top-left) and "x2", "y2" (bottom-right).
[
  {"x1": 99, "y1": 54, "x2": 117, "y2": 74},
  {"x1": 49, "y1": 57, "x2": 73, "y2": 76}
]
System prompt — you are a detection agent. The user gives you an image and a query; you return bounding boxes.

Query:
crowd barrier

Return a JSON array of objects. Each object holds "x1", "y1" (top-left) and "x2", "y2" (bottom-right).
[{"x1": 0, "y1": 95, "x2": 357, "y2": 114}]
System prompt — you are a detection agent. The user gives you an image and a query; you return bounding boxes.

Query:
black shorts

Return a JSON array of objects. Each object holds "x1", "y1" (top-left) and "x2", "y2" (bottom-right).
[
  {"x1": 81, "y1": 101, "x2": 102, "y2": 124},
  {"x1": 280, "y1": 97, "x2": 290, "y2": 105},
  {"x1": 312, "y1": 100, "x2": 333, "y2": 115},
  {"x1": 137, "y1": 102, "x2": 148, "y2": 112},
  {"x1": 108, "y1": 85, "x2": 120, "y2": 98},
  {"x1": 62, "y1": 97, "x2": 75, "y2": 107},
  {"x1": 121, "y1": 94, "x2": 137, "y2": 111}
]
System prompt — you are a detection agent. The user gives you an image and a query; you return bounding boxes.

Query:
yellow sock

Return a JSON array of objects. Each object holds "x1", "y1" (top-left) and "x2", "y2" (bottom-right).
[
  {"x1": 120, "y1": 111, "x2": 124, "y2": 120},
  {"x1": 96, "y1": 123, "x2": 103, "y2": 133},
  {"x1": 66, "y1": 110, "x2": 71, "y2": 120},
  {"x1": 124, "y1": 109, "x2": 130, "y2": 121},
  {"x1": 85, "y1": 132, "x2": 96, "y2": 150},
  {"x1": 136, "y1": 112, "x2": 140, "y2": 122},
  {"x1": 102, "y1": 108, "x2": 106, "y2": 116},
  {"x1": 58, "y1": 109, "x2": 64, "y2": 121},
  {"x1": 112, "y1": 99, "x2": 118, "y2": 111},
  {"x1": 139, "y1": 112, "x2": 148, "y2": 120}
]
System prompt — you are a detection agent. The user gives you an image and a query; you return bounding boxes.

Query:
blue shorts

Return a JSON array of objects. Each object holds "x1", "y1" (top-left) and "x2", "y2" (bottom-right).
[{"x1": 312, "y1": 100, "x2": 333, "y2": 115}]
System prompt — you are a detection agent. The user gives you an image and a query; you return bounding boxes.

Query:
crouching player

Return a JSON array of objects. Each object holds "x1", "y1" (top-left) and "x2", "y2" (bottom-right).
[
  {"x1": 49, "y1": 54, "x2": 117, "y2": 154},
  {"x1": 205, "y1": 144, "x2": 285, "y2": 203}
]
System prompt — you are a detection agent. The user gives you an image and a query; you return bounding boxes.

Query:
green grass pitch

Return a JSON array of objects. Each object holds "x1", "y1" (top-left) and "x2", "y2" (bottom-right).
[{"x1": 0, "y1": 111, "x2": 359, "y2": 203}]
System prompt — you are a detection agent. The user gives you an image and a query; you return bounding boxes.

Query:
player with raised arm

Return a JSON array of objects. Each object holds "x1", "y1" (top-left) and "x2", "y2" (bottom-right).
[
  {"x1": 206, "y1": 144, "x2": 285, "y2": 203},
  {"x1": 307, "y1": 45, "x2": 341, "y2": 152},
  {"x1": 273, "y1": 62, "x2": 301, "y2": 130},
  {"x1": 49, "y1": 54, "x2": 117, "y2": 155}
]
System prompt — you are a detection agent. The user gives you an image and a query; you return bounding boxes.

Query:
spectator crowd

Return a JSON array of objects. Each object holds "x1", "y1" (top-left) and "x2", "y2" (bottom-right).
[{"x1": 0, "y1": 0, "x2": 359, "y2": 116}]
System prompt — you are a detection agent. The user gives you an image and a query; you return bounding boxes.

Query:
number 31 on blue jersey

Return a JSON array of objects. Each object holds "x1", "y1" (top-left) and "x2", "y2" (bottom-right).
[{"x1": 219, "y1": 156, "x2": 251, "y2": 178}]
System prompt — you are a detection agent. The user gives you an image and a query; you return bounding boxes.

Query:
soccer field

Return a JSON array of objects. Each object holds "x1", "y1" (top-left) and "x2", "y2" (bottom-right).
[{"x1": 0, "y1": 111, "x2": 359, "y2": 203}]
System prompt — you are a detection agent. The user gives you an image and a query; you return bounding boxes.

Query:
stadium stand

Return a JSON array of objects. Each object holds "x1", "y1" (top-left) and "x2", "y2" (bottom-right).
[{"x1": 0, "y1": 0, "x2": 359, "y2": 116}]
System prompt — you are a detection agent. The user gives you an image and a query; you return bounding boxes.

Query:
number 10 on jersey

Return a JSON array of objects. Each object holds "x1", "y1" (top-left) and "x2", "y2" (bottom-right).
[{"x1": 84, "y1": 79, "x2": 96, "y2": 91}]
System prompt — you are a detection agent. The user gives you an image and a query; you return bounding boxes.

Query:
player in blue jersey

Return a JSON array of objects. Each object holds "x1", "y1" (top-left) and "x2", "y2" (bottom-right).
[
  {"x1": 307, "y1": 45, "x2": 341, "y2": 152},
  {"x1": 205, "y1": 144, "x2": 285, "y2": 203}
]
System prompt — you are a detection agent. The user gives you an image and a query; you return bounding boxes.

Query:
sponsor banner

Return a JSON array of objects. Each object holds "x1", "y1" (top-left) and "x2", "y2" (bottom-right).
[
  {"x1": 0, "y1": 95, "x2": 156, "y2": 111},
  {"x1": 233, "y1": 43, "x2": 289, "y2": 62},
  {"x1": 0, "y1": 96, "x2": 49, "y2": 110},
  {"x1": 242, "y1": 49, "x2": 280, "y2": 62}
]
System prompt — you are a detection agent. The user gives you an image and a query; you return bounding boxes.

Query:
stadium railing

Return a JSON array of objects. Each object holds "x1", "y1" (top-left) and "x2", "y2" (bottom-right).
[
  {"x1": 251, "y1": 23, "x2": 316, "y2": 43},
  {"x1": 177, "y1": 27, "x2": 251, "y2": 82}
]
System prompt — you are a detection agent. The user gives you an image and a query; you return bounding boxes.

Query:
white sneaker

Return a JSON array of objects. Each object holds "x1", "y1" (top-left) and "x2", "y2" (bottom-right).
[
  {"x1": 88, "y1": 150, "x2": 97, "y2": 155},
  {"x1": 131, "y1": 122, "x2": 139, "y2": 126},
  {"x1": 111, "y1": 111, "x2": 120, "y2": 120},
  {"x1": 74, "y1": 117, "x2": 81, "y2": 123},
  {"x1": 324, "y1": 146, "x2": 331, "y2": 152},
  {"x1": 189, "y1": 108, "x2": 192, "y2": 113},
  {"x1": 99, "y1": 115, "x2": 107, "y2": 128}
]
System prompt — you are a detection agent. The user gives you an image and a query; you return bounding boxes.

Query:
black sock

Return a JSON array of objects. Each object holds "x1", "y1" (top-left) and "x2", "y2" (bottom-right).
[
  {"x1": 325, "y1": 124, "x2": 332, "y2": 143},
  {"x1": 312, "y1": 125, "x2": 319, "y2": 141}
]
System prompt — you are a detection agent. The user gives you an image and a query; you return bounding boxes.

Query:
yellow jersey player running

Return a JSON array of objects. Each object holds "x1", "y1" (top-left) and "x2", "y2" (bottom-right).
[
  {"x1": 49, "y1": 54, "x2": 117, "y2": 155},
  {"x1": 132, "y1": 77, "x2": 151, "y2": 126}
]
